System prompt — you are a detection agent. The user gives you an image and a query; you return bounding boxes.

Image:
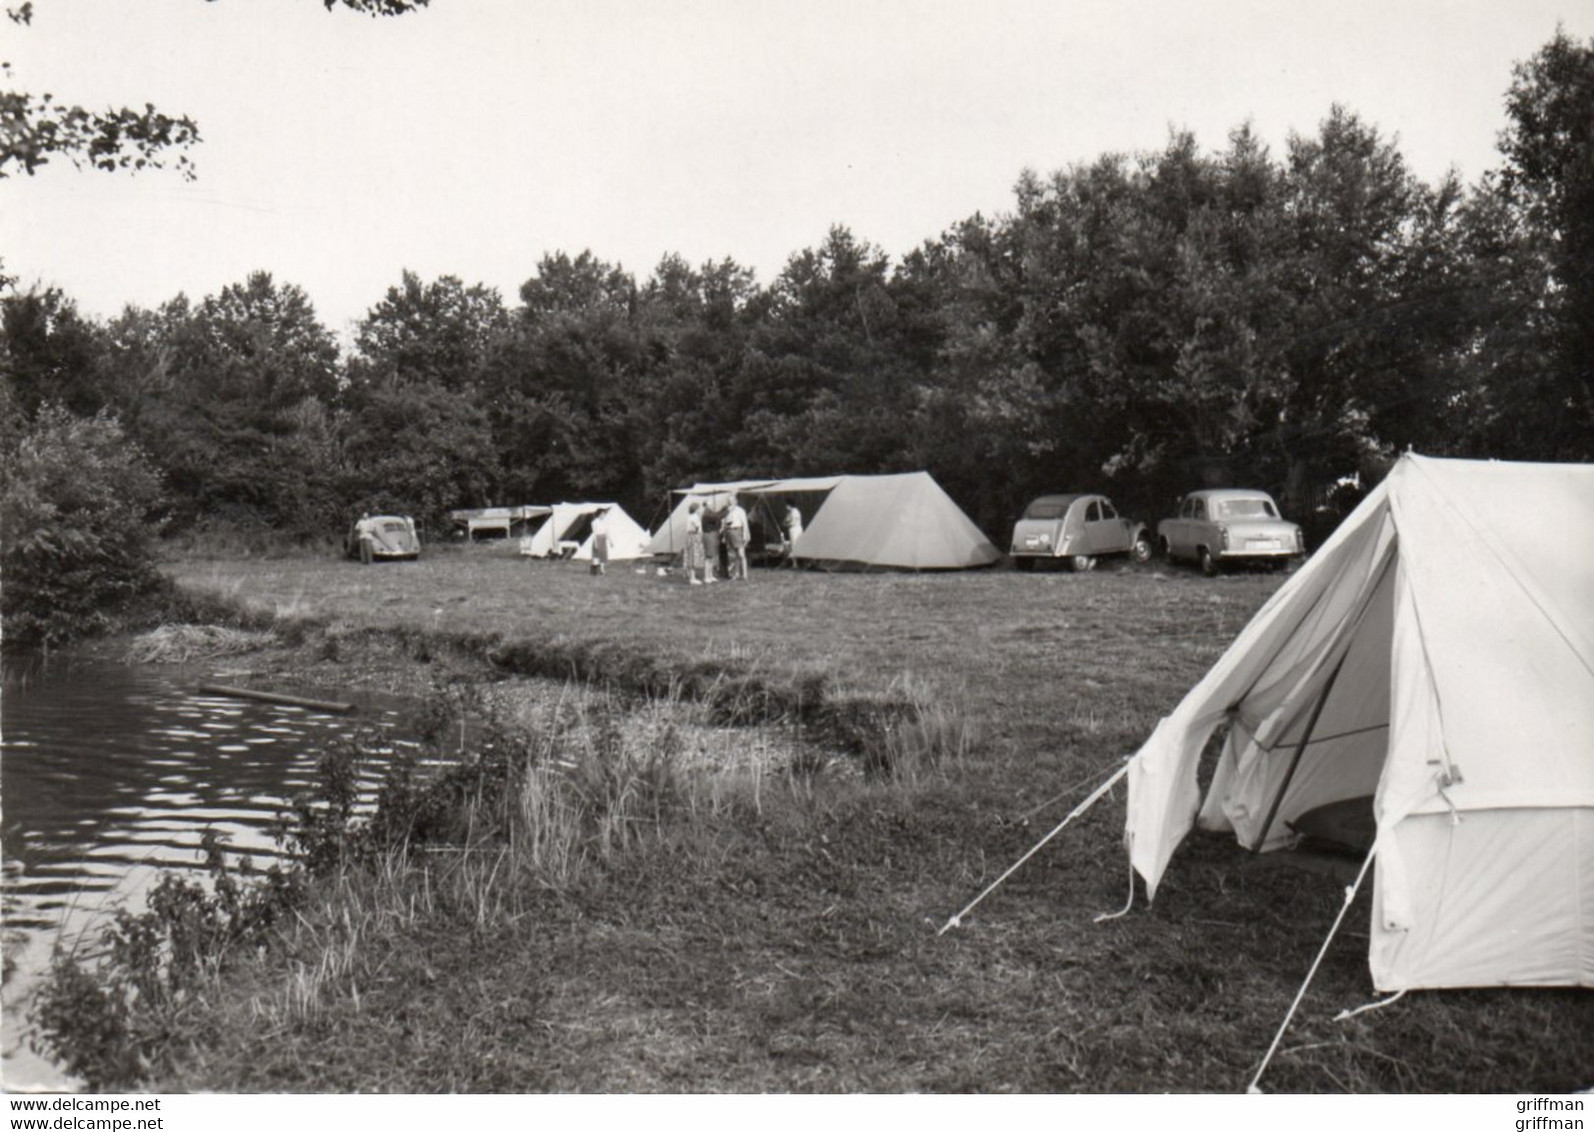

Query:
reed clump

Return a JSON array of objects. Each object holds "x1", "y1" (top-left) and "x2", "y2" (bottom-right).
[{"x1": 127, "y1": 623, "x2": 277, "y2": 663}]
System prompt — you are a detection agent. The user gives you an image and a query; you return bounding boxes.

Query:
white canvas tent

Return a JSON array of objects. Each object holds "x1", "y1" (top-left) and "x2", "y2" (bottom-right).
[
  {"x1": 647, "y1": 472, "x2": 1000, "y2": 571},
  {"x1": 521, "y1": 503, "x2": 652, "y2": 561},
  {"x1": 1123, "y1": 454, "x2": 1594, "y2": 991}
]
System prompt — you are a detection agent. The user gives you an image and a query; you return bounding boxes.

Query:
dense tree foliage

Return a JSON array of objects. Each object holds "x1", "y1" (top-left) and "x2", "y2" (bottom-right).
[
  {"x1": 3, "y1": 30, "x2": 1588, "y2": 596},
  {"x1": 1494, "y1": 26, "x2": 1594, "y2": 459},
  {"x1": 0, "y1": 406, "x2": 164, "y2": 646}
]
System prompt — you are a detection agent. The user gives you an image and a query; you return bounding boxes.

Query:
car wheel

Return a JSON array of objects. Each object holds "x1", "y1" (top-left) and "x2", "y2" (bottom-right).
[
  {"x1": 1069, "y1": 555, "x2": 1097, "y2": 573},
  {"x1": 1131, "y1": 534, "x2": 1153, "y2": 565},
  {"x1": 1013, "y1": 556, "x2": 1035, "y2": 572},
  {"x1": 1198, "y1": 547, "x2": 1220, "y2": 577}
]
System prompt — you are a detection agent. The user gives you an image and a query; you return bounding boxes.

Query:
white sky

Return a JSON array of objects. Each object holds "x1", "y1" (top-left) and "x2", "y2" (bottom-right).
[{"x1": 3, "y1": 0, "x2": 1589, "y2": 340}]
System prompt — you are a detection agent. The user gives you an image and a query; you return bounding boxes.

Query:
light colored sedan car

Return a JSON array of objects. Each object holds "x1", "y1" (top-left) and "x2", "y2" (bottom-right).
[
  {"x1": 1009, "y1": 493, "x2": 1153, "y2": 572},
  {"x1": 1157, "y1": 489, "x2": 1303, "y2": 575}
]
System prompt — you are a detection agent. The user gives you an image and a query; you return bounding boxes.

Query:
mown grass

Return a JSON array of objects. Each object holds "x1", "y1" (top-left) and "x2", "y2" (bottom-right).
[{"x1": 60, "y1": 546, "x2": 1592, "y2": 1092}]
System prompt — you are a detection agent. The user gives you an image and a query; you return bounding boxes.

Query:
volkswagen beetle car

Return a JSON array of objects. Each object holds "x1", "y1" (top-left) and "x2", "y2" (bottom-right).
[
  {"x1": 346, "y1": 514, "x2": 421, "y2": 563},
  {"x1": 1009, "y1": 493, "x2": 1153, "y2": 571},
  {"x1": 1157, "y1": 489, "x2": 1303, "y2": 575}
]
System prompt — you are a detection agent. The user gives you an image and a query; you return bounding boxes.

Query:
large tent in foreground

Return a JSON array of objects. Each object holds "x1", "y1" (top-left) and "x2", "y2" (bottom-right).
[
  {"x1": 520, "y1": 503, "x2": 652, "y2": 561},
  {"x1": 647, "y1": 472, "x2": 1001, "y2": 571},
  {"x1": 1124, "y1": 454, "x2": 1594, "y2": 991}
]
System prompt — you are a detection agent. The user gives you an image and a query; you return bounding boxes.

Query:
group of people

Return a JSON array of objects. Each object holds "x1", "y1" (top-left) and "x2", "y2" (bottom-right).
[{"x1": 680, "y1": 494, "x2": 803, "y2": 585}]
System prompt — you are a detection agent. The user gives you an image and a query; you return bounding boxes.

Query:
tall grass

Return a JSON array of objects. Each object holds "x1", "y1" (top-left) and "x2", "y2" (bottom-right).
[
  {"x1": 214, "y1": 686, "x2": 870, "y2": 1058},
  {"x1": 159, "y1": 523, "x2": 342, "y2": 562}
]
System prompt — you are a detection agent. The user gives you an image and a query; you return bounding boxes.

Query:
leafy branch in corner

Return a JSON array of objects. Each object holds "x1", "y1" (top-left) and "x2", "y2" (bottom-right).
[{"x1": 0, "y1": 0, "x2": 429, "y2": 181}]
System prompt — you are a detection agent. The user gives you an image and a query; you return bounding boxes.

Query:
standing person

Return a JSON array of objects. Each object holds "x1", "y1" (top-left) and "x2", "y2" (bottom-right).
[
  {"x1": 700, "y1": 499, "x2": 723, "y2": 583},
  {"x1": 355, "y1": 513, "x2": 375, "y2": 565},
  {"x1": 588, "y1": 508, "x2": 610, "y2": 576},
  {"x1": 723, "y1": 493, "x2": 750, "y2": 580},
  {"x1": 683, "y1": 500, "x2": 706, "y2": 585},
  {"x1": 783, "y1": 500, "x2": 803, "y2": 558}
]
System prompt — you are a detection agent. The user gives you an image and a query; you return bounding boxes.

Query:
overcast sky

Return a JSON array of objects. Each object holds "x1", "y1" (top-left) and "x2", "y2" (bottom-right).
[{"x1": 4, "y1": 0, "x2": 1589, "y2": 339}]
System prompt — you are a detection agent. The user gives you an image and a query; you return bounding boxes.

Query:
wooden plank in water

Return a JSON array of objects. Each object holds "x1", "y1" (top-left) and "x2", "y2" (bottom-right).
[{"x1": 197, "y1": 684, "x2": 357, "y2": 715}]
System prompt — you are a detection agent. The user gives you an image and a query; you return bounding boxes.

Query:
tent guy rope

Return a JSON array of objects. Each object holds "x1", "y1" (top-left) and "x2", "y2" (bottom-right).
[
  {"x1": 937, "y1": 759, "x2": 1128, "y2": 936},
  {"x1": 1334, "y1": 988, "x2": 1407, "y2": 1022},
  {"x1": 1093, "y1": 858, "x2": 1137, "y2": 923},
  {"x1": 1246, "y1": 847, "x2": 1377, "y2": 1093}
]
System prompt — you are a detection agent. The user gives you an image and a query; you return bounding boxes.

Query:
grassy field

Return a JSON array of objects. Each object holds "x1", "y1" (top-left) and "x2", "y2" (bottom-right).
[{"x1": 95, "y1": 545, "x2": 1590, "y2": 1092}]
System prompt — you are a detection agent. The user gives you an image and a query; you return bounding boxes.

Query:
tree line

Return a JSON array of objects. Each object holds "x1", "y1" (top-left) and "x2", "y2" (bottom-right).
[{"x1": 2, "y1": 30, "x2": 1590, "y2": 643}]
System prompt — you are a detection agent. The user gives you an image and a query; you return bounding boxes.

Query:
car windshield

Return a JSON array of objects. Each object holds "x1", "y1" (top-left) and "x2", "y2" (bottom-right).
[
  {"x1": 379, "y1": 520, "x2": 408, "y2": 533},
  {"x1": 1218, "y1": 498, "x2": 1278, "y2": 519}
]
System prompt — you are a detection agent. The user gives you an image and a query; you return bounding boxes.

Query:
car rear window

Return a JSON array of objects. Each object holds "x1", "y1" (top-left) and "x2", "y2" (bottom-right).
[
  {"x1": 1024, "y1": 500, "x2": 1071, "y2": 519},
  {"x1": 379, "y1": 520, "x2": 408, "y2": 533},
  {"x1": 1218, "y1": 498, "x2": 1278, "y2": 519}
]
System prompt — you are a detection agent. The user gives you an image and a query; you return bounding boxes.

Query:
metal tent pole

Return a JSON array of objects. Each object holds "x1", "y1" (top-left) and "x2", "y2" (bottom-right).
[{"x1": 1250, "y1": 647, "x2": 1352, "y2": 853}]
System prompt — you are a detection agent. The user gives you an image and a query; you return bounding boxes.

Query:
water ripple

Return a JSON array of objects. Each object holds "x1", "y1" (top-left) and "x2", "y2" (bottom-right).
[{"x1": 2, "y1": 657, "x2": 415, "y2": 1089}]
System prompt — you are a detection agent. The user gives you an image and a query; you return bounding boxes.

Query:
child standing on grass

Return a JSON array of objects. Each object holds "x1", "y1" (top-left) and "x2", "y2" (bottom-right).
[{"x1": 589, "y1": 508, "x2": 610, "y2": 576}]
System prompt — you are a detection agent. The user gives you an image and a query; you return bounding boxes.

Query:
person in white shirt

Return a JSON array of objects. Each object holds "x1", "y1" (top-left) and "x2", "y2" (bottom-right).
[
  {"x1": 723, "y1": 495, "x2": 750, "y2": 580},
  {"x1": 783, "y1": 501, "x2": 803, "y2": 555},
  {"x1": 355, "y1": 513, "x2": 376, "y2": 564}
]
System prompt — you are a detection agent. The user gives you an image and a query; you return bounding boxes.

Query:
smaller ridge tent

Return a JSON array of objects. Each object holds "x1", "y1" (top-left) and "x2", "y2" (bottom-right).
[
  {"x1": 1122, "y1": 454, "x2": 1594, "y2": 991},
  {"x1": 522, "y1": 503, "x2": 651, "y2": 561},
  {"x1": 646, "y1": 472, "x2": 1000, "y2": 571}
]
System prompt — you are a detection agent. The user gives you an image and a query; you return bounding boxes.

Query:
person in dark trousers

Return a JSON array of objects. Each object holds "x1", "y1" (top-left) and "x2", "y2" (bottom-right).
[
  {"x1": 356, "y1": 514, "x2": 375, "y2": 564},
  {"x1": 700, "y1": 501, "x2": 724, "y2": 583}
]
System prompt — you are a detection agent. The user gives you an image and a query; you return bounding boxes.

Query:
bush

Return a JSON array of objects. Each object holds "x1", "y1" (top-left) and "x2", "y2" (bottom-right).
[{"x1": 1, "y1": 405, "x2": 165, "y2": 648}]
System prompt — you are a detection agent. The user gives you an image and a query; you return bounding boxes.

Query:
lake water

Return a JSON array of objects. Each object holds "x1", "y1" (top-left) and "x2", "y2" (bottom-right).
[{"x1": 1, "y1": 657, "x2": 414, "y2": 1090}]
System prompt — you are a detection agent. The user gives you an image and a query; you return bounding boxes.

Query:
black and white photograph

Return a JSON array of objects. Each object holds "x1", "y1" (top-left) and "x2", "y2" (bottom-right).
[{"x1": 2, "y1": 0, "x2": 1590, "y2": 1115}]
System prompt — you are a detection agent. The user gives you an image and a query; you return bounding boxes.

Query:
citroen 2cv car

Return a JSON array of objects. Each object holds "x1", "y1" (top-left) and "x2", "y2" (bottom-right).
[
  {"x1": 346, "y1": 514, "x2": 421, "y2": 563},
  {"x1": 1009, "y1": 493, "x2": 1153, "y2": 571},
  {"x1": 1156, "y1": 489, "x2": 1303, "y2": 575}
]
